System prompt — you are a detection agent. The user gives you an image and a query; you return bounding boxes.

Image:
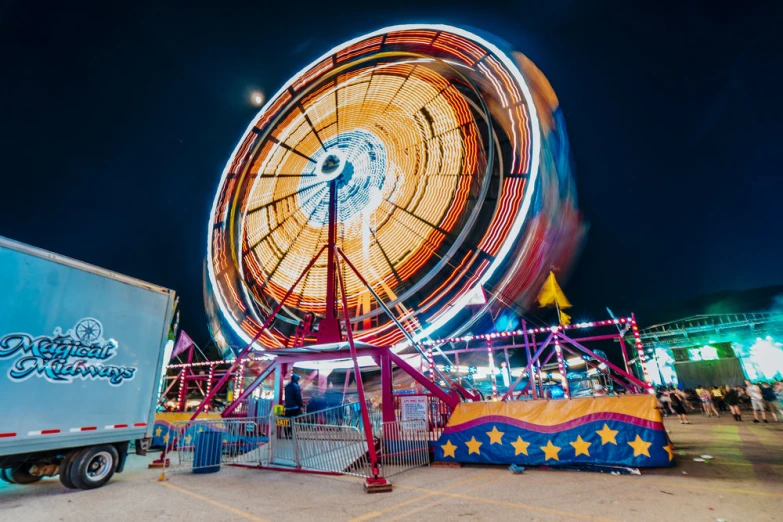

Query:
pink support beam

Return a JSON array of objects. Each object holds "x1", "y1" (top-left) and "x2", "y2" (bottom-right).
[
  {"x1": 559, "y1": 343, "x2": 638, "y2": 392},
  {"x1": 618, "y1": 336, "x2": 630, "y2": 374},
  {"x1": 318, "y1": 370, "x2": 331, "y2": 394},
  {"x1": 554, "y1": 336, "x2": 569, "y2": 399},
  {"x1": 222, "y1": 362, "x2": 278, "y2": 417},
  {"x1": 318, "y1": 181, "x2": 341, "y2": 344},
  {"x1": 380, "y1": 351, "x2": 395, "y2": 423},
  {"x1": 335, "y1": 247, "x2": 380, "y2": 477},
  {"x1": 500, "y1": 332, "x2": 554, "y2": 401},
  {"x1": 343, "y1": 370, "x2": 352, "y2": 401},
  {"x1": 338, "y1": 248, "x2": 479, "y2": 401},
  {"x1": 557, "y1": 332, "x2": 648, "y2": 390},
  {"x1": 190, "y1": 244, "x2": 328, "y2": 420},
  {"x1": 523, "y1": 322, "x2": 537, "y2": 400},
  {"x1": 487, "y1": 338, "x2": 498, "y2": 400},
  {"x1": 388, "y1": 352, "x2": 459, "y2": 409}
]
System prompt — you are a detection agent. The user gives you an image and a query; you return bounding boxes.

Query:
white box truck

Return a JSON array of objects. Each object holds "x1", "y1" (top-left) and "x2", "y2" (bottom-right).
[{"x1": 0, "y1": 236, "x2": 176, "y2": 489}]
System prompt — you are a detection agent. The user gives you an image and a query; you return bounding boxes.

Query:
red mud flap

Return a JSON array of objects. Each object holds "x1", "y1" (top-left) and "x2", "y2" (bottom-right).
[{"x1": 364, "y1": 477, "x2": 392, "y2": 494}]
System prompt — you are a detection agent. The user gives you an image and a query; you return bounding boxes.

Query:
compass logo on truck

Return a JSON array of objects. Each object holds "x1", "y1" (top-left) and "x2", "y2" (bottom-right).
[{"x1": 0, "y1": 318, "x2": 137, "y2": 386}]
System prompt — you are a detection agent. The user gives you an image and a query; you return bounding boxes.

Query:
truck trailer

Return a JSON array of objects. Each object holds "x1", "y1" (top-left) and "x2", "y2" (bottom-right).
[{"x1": 0, "y1": 236, "x2": 176, "y2": 489}]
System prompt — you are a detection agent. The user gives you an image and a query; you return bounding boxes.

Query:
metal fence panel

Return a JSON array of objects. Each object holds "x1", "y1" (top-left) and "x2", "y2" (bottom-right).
[
  {"x1": 164, "y1": 401, "x2": 429, "y2": 481},
  {"x1": 379, "y1": 420, "x2": 429, "y2": 477},
  {"x1": 268, "y1": 414, "x2": 297, "y2": 466},
  {"x1": 166, "y1": 417, "x2": 268, "y2": 474},
  {"x1": 292, "y1": 422, "x2": 372, "y2": 477}
]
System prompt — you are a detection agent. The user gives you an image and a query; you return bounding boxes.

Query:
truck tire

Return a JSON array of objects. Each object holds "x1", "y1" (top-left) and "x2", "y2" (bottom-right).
[
  {"x1": 58, "y1": 451, "x2": 78, "y2": 489},
  {"x1": 0, "y1": 468, "x2": 13, "y2": 483},
  {"x1": 9, "y1": 466, "x2": 43, "y2": 485},
  {"x1": 68, "y1": 445, "x2": 119, "y2": 490}
]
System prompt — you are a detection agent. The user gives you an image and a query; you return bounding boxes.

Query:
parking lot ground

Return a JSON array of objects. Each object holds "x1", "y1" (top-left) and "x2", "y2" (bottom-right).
[{"x1": 2, "y1": 415, "x2": 782, "y2": 521}]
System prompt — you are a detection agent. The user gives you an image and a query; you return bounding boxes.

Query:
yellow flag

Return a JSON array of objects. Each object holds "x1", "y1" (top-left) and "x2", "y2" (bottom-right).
[
  {"x1": 536, "y1": 271, "x2": 572, "y2": 309},
  {"x1": 559, "y1": 310, "x2": 572, "y2": 326}
]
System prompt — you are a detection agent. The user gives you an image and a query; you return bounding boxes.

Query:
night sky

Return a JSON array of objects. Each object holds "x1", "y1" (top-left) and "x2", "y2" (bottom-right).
[{"x1": 2, "y1": 1, "x2": 781, "y2": 346}]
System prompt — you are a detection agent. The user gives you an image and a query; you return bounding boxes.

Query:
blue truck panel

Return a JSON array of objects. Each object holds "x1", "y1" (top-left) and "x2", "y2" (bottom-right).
[{"x1": 0, "y1": 237, "x2": 175, "y2": 457}]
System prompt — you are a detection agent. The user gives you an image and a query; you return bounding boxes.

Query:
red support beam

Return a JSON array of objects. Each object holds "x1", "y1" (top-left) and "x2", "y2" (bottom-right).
[
  {"x1": 334, "y1": 246, "x2": 380, "y2": 477},
  {"x1": 388, "y1": 352, "x2": 459, "y2": 409},
  {"x1": 380, "y1": 350, "x2": 395, "y2": 423},
  {"x1": 618, "y1": 336, "x2": 630, "y2": 374},
  {"x1": 221, "y1": 362, "x2": 278, "y2": 417},
  {"x1": 338, "y1": 247, "x2": 478, "y2": 401},
  {"x1": 559, "y1": 343, "x2": 638, "y2": 392},
  {"x1": 318, "y1": 180, "x2": 341, "y2": 343},
  {"x1": 500, "y1": 332, "x2": 553, "y2": 401},
  {"x1": 558, "y1": 332, "x2": 648, "y2": 390},
  {"x1": 189, "y1": 244, "x2": 327, "y2": 420}
]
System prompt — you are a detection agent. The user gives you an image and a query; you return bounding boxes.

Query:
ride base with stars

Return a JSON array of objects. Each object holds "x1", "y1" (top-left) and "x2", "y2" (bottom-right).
[{"x1": 435, "y1": 395, "x2": 673, "y2": 468}]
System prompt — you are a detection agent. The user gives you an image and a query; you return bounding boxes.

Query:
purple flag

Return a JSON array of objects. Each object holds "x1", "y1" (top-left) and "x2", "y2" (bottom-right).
[{"x1": 171, "y1": 330, "x2": 195, "y2": 360}]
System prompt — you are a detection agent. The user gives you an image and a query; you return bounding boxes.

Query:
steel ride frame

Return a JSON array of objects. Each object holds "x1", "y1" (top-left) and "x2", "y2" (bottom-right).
[
  {"x1": 166, "y1": 180, "x2": 654, "y2": 484},
  {"x1": 424, "y1": 317, "x2": 654, "y2": 400},
  {"x1": 185, "y1": 180, "x2": 462, "y2": 487}
]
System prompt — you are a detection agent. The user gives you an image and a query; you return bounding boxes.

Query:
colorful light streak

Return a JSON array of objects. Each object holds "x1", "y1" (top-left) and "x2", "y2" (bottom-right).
[{"x1": 205, "y1": 25, "x2": 578, "y2": 368}]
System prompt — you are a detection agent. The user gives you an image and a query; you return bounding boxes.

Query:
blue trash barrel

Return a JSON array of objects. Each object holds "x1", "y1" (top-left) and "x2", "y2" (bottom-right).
[{"x1": 192, "y1": 430, "x2": 222, "y2": 474}]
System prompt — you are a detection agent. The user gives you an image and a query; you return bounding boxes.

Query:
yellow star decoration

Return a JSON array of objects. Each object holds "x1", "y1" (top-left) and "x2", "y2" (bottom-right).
[
  {"x1": 162, "y1": 433, "x2": 170, "y2": 444},
  {"x1": 627, "y1": 435, "x2": 652, "y2": 458},
  {"x1": 486, "y1": 426, "x2": 505, "y2": 445},
  {"x1": 569, "y1": 435, "x2": 591, "y2": 457},
  {"x1": 441, "y1": 440, "x2": 457, "y2": 459},
  {"x1": 596, "y1": 424, "x2": 619, "y2": 445},
  {"x1": 511, "y1": 436, "x2": 530, "y2": 456},
  {"x1": 465, "y1": 436, "x2": 482, "y2": 455},
  {"x1": 184, "y1": 435, "x2": 192, "y2": 444},
  {"x1": 155, "y1": 427, "x2": 162, "y2": 437},
  {"x1": 540, "y1": 440, "x2": 561, "y2": 461},
  {"x1": 663, "y1": 444, "x2": 674, "y2": 462}
]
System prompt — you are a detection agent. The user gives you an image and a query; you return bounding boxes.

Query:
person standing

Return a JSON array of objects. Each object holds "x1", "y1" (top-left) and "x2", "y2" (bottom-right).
[
  {"x1": 695, "y1": 385, "x2": 708, "y2": 415},
  {"x1": 775, "y1": 381, "x2": 783, "y2": 417},
  {"x1": 659, "y1": 388, "x2": 672, "y2": 416},
  {"x1": 711, "y1": 386, "x2": 726, "y2": 412},
  {"x1": 699, "y1": 387, "x2": 720, "y2": 417},
  {"x1": 669, "y1": 388, "x2": 690, "y2": 424},
  {"x1": 745, "y1": 380, "x2": 767, "y2": 423},
  {"x1": 760, "y1": 382, "x2": 779, "y2": 423},
  {"x1": 285, "y1": 374, "x2": 304, "y2": 417},
  {"x1": 724, "y1": 385, "x2": 742, "y2": 421}
]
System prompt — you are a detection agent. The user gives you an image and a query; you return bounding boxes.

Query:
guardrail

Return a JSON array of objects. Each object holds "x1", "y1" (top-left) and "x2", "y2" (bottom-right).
[
  {"x1": 379, "y1": 419, "x2": 428, "y2": 477},
  {"x1": 267, "y1": 404, "x2": 373, "y2": 469},
  {"x1": 165, "y1": 403, "x2": 430, "y2": 481},
  {"x1": 293, "y1": 422, "x2": 373, "y2": 477},
  {"x1": 166, "y1": 417, "x2": 268, "y2": 475}
]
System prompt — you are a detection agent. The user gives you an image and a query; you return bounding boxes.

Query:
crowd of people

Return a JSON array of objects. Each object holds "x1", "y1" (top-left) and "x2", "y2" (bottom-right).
[{"x1": 657, "y1": 381, "x2": 783, "y2": 424}]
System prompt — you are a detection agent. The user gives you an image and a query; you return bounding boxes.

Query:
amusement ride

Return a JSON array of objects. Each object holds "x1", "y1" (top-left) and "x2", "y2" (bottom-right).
[{"x1": 154, "y1": 24, "x2": 667, "y2": 490}]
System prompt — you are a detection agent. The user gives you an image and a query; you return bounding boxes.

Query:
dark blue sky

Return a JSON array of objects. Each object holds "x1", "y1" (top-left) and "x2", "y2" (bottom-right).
[{"x1": 1, "y1": 1, "x2": 781, "y2": 343}]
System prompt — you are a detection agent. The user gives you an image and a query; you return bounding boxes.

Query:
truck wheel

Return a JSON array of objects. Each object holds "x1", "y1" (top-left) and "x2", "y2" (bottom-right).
[
  {"x1": 9, "y1": 466, "x2": 43, "y2": 485},
  {"x1": 68, "y1": 445, "x2": 118, "y2": 490},
  {"x1": 58, "y1": 451, "x2": 78, "y2": 489},
  {"x1": 0, "y1": 468, "x2": 14, "y2": 483}
]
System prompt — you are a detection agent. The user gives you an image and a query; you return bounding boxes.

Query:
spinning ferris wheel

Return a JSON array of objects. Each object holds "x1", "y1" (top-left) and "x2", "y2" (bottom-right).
[{"x1": 206, "y1": 24, "x2": 581, "y2": 359}]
